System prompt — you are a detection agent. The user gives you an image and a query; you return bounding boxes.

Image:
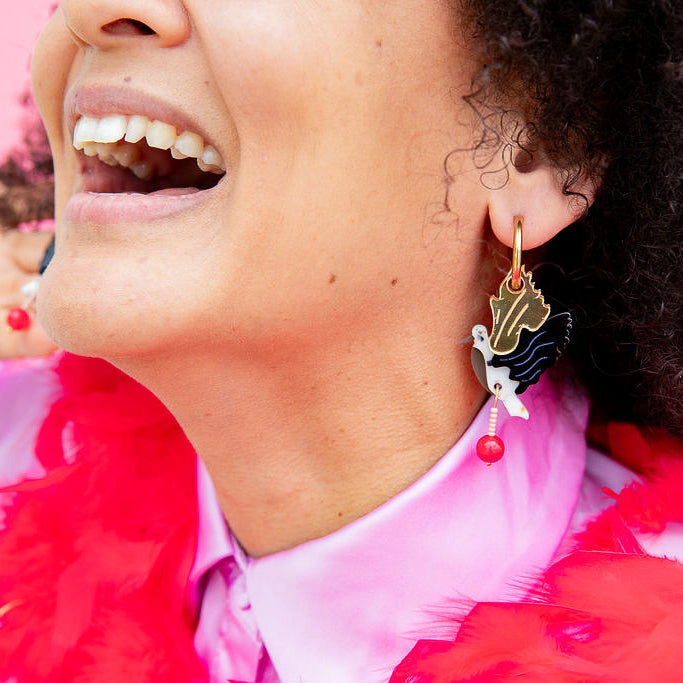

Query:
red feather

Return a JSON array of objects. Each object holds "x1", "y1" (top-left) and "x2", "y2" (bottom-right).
[
  {"x1": 391, "y1": 553, "x2": 683, "y2": 682},
  {"x1": 0, "y1": 354, "x2": 206, "y2": 682}
]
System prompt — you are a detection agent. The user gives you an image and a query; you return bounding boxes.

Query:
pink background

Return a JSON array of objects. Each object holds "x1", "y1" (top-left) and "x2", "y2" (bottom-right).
[{"x1": 0, "y1": 1, "x2": 55, "y2": 159}]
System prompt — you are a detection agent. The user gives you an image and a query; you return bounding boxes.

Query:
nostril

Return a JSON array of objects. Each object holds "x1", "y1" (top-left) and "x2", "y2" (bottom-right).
[{"x1": 102, "y1": 19, "x2": 156, "y2": 37}]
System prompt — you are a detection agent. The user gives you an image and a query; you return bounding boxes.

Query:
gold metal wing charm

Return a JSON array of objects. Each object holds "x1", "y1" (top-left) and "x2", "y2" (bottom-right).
[{"x1": 489, "y1": 266, "x2": 550, "y2": 354}]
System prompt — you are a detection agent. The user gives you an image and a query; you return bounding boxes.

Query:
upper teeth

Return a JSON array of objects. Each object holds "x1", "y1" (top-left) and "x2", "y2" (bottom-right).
[{"x1": 73, "y1": 114, "x2": 226, "y2": 176}]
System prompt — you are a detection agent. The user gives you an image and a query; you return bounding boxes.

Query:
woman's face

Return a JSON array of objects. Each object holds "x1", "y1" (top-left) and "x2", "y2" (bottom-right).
[{"x1": 34, "y1": 0, "x2": 489, "y2": 361}]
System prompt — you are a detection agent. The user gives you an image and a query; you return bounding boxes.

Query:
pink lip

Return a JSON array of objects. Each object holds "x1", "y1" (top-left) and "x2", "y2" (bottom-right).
[
  {"x1": 65, "y1": 85, "x2": 218, "y2": 150},
  {"x1": 64, "y1": 189, "x2": 209, "y2": 226}
]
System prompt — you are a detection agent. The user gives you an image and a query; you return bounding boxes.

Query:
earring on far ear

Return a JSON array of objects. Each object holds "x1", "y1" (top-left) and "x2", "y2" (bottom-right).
[
  {"x1": 470, "y1": 216, "x2": 572, "y2": 465},
  {"x1": 6, "y1": 278, "x2": 40, "y2": 332},
  {"x1": 6, "y1": 235, "x2": 53, "y2": 333}
]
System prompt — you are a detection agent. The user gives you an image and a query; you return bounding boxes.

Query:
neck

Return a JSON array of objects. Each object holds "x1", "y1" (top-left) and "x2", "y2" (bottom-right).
[{"x1": 114, "y1": 321, "x2": 483, "y2": 557}]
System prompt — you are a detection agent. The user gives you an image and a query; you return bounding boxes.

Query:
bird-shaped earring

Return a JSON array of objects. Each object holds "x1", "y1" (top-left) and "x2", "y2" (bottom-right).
[{"x1": 471, "y1": 216, "x2": 572, "y2": 464}]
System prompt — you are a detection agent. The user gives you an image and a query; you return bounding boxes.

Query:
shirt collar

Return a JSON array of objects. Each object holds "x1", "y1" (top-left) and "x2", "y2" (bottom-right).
[
  {"x1": 191, "y1": 373, "x2": 589, "y2": 682},
  {"x1": 189, "y1": 458, "x2": 235, "y2": 591}
]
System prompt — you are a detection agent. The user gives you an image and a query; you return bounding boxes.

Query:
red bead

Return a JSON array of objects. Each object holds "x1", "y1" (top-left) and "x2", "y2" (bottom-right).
[
  {"x1": 6, "y1": 307, "x2": 30, "y2": 331},
  {"x1": 476, "y1": 435, "x2": 505, "y2": 464}
]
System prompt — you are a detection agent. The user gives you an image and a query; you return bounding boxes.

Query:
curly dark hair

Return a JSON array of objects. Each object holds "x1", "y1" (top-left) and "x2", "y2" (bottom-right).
[
  {"x1": 459, "y1": 0, "x2": 683, "y2": 435},
  {"x1": 0, "y1": 92, "x2": 54, "y2": 229}
]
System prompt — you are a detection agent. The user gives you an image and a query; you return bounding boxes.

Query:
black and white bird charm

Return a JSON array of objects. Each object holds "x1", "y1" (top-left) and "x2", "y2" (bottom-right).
[
  {"x1": 489, "y1": 311, "x2": 572, "y2": 392},
  {"x1": 470, "y1": 217, "x2": 572, "y2": 464}
]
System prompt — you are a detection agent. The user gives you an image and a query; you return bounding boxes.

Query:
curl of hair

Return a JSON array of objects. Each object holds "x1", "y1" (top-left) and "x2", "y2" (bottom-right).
[
  {"x1": 459, "y1": 0, "x2": 683, "y2": 435},
  {"x1": 0, "y1": 92, "x2": 54, "y2": 229}
]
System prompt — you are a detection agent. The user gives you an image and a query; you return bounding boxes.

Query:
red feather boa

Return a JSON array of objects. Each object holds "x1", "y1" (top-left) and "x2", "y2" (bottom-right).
[{"x1": 0, "y1": 355, "x2": 682, "y2": 681}]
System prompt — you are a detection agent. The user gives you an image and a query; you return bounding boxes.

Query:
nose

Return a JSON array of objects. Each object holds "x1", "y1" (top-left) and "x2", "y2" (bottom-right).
[{"x1": 62, "y1": 0, "x2": 190, "y2": 49}]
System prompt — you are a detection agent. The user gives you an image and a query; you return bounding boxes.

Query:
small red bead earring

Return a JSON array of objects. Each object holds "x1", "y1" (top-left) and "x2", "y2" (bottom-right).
[
  {"x1": 6, "y1": 241, "x2": 52, "y2": 334},
  {"x1": 6, "y1": 307, "x2": 31, "y2": 332},
  {"x1": 476, "y1": 385, "x2": 504, "y2": 465},
  {"x1": 6, "y1": 278, "x2": 40, "y2": 332}
]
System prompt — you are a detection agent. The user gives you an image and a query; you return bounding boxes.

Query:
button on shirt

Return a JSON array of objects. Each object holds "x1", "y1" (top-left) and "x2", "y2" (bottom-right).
[{"x1": 189, "y1": 375, "x2": 593, "y2": 683}]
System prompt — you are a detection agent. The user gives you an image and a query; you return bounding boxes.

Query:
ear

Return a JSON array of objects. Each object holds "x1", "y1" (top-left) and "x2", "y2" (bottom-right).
[{"x1": 487, "y1": 151, "x2": 598, "y2": 250}]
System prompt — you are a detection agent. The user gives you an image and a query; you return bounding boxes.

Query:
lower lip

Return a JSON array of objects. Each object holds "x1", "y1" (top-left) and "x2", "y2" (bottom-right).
[{"x1": 64, "y1": 188, "x2": 210, "y2": 226}]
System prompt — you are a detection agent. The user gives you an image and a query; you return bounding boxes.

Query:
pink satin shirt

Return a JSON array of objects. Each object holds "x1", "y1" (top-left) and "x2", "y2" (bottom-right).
[{"x1": 189, "y1": 374, "x2": 620, "y2": 683}]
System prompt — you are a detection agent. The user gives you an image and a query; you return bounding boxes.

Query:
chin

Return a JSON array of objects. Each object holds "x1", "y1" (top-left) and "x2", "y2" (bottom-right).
[{"x1": 37, "y1": 257, "x2": 153, "y2": 359}]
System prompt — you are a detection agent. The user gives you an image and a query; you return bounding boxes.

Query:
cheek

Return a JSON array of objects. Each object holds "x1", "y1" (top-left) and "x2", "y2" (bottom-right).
[
  {"x1": 31, "y1": 9, "x2": 76, "y2": 160},
  {"x1": 194, "y1": 3, "x2": 372, "y2": 137},
  {"x1": 32, "y1": 8, "x2": 82, "y2": 227}
]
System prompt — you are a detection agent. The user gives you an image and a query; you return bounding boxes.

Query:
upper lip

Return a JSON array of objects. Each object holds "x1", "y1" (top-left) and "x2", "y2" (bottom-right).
[{"x1": 65, "y1": 85, "x2": 219, "y2": 152}]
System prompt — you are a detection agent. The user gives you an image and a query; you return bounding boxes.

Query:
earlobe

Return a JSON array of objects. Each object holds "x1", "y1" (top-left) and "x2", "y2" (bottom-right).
[{"x1": 487, "y1": 151, "x2": 598, "y2": 250}]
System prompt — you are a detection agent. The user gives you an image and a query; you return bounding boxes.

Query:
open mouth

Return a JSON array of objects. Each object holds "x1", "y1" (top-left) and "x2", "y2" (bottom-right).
[{"x1": 73, "y1": 114, "x2": 226, "y2": 195}]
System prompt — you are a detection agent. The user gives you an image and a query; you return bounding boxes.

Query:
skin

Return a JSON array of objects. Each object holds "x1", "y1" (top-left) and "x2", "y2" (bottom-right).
[{"x1": 32, "y1": 0, "x2": 583, "y2": 557}]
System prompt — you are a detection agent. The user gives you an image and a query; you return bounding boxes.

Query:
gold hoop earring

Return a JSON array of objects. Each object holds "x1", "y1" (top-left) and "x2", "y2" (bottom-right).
[
  {"x1": 510, "y1": 215, "x2": 523, "y2": 291},
  {"x1": 470, "y1": 216, "x2": 572, "y2": 464}
]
